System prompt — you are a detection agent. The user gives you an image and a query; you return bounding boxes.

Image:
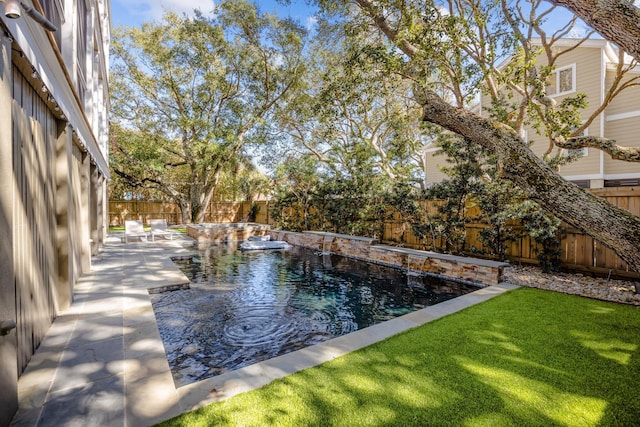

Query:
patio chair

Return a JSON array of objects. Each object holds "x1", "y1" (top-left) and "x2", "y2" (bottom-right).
[
  {"x1": 124, "y1": 220, "x2": 147, "y2": 243},
  {"x1": 149, "y1": 219, "x2": 181, "y2": 241}
]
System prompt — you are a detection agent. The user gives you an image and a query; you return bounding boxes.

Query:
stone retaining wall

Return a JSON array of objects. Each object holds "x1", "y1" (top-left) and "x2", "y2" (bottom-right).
[
  {"x1": 302, "y1": 231, "x2": 379, "y2": 259},
  {"x1": 271, "y1": 230, "x2": 508, "y2": 286},
  {"x1": 187, "y1": 223, "x2": 271, "y2": 245}
]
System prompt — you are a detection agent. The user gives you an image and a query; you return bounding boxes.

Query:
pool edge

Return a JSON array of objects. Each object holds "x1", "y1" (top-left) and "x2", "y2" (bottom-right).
[{"x1": 173, "y1": 282, "x2": 519, "y2": 413}]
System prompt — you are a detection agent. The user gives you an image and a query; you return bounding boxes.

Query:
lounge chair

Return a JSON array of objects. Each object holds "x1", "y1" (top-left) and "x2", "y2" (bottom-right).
[
  {"x1": 149, "y1": 219, "x2": 180, "y2": 241},
  {"x1": 124, "y1": 220, "x2": 147, "y2": 243}
]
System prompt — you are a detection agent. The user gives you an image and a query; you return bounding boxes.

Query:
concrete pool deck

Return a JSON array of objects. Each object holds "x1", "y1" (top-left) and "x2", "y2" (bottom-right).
[{"x1": 10, "y1": 234, "x2": 518, "y2": 427}]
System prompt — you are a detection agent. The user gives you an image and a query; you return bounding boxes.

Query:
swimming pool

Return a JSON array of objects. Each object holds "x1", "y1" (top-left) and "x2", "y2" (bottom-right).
[{"x1": 151, "y1": 245, "x2": 478, "y2": 386}]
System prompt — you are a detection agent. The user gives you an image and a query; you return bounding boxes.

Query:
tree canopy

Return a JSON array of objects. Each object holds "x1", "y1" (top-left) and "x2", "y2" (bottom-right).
[
  {"x1": 313, "y1": 0, "x2": 640, "y2": 279},
  {"x1": 109, "y1": 0, "x2": 640, "y2": 285},
  {"x1": 109, "y1": 0, "x2": 308, "y2": 222}
]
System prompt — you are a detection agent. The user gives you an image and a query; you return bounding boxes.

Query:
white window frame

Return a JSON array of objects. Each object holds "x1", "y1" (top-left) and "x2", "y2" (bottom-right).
[{"x1": 554, "y1": 64, "x2": 576, "y2": 96}]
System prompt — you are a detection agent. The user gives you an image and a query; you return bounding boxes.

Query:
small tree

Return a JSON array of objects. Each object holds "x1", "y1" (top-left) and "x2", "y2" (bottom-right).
[
  {"x1": 427, "y1": 137, "x2": 485, "y2": 253},
  {"x1": 474, "y1": 179, "x2": 527, "y2": 260},
  {"x1": 521, "y1": 201, "x2": 563, "y2": 272},
  {"x1": 271, "y1": 155, "x2": 322, "y2": 231}
]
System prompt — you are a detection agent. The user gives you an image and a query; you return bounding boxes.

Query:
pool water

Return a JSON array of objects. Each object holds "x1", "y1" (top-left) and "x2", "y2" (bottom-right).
[{"x1": 151, "y1": 245, "x2": 477, "y2": 386}]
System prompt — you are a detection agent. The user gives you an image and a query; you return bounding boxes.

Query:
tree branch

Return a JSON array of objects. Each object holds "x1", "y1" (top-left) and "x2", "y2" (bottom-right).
[
  {"x1": 550, "y1": 0, "x2": 640, "y2": 62},
  {"x1": 557, "y1": 136, "x2": 640, "y2": 162}
]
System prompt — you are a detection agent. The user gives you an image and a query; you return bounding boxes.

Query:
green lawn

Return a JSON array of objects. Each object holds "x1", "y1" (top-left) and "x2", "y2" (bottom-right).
[{"x1": 158, "y1": 288, "x2": 640, "y2": 426}]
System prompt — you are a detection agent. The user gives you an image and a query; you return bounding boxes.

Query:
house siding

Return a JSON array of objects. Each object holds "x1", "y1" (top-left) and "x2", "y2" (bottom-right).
[
  {"x1": 425, "y1": 150, "x2": 450, "y2": 185},
  {"x1": 602, "y1": 70, "x2": 640, "y2": 178},
  {"x1": 604, "y1": 117, "x2": 640, "y2": 174},
  {"x1": 605, "y1": 73, "x2": 640, "y2": 117},
  {"x1": 0, "y1": 1, "x2": 110, "y2": 423},
  {"x1": 436, "y1": 41, "x2": 640, "y2": 188}
]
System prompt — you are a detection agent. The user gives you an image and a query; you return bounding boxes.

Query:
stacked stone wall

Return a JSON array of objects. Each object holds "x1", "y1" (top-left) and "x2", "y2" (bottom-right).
[
  {"x1": 187, "y1": 223, "x2": 271, "y2": 245},
  {"x1": 271, "y1": 230, "x2": 508, "y2": 286}
]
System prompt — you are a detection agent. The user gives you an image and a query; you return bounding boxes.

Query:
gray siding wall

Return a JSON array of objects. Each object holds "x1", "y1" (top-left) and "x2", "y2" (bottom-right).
[{"x1": 12, "y1": 65, "x2": 58, "y2": 372}]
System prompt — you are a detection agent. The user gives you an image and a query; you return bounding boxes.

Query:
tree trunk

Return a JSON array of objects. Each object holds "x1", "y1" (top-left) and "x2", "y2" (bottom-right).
[
  {"x1": 179, "y1": 203, "x2": 191, "y2": 225},
  {"x1": 551, "y1": 0, "x2": 640, "y2": 62},
  {"x1": 354, "y1": 0, "x2": 640, "y2": 289},
  {"x1": 420, "y1": 91, "x2": 640, "y2": 286},
  {"x1": 190, "y1": 189, "x2": 204, "y2": 224},
  {"x1": 196, "y1": 184, "x2": 216, "y2": 224}
]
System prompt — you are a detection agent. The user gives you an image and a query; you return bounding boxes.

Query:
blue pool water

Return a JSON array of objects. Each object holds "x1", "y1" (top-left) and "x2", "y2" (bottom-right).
[{"x1": 151, "y1": 245, "x2": 477, "y2": 386}]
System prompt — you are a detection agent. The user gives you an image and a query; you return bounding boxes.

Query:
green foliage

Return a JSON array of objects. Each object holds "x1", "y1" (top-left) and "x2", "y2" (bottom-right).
[
  {"x1": 427, "y1": 136, "x2": 485, "y2": 253},
  {"x1": 520, "y1": 201, "x2": 563, "y2": 272},
  {"x1": 271, "y1": 153, "x2": 421, "y2": 238},
  {"x1": 425, "y1": 132, "x2": 562, "y2": 263},
  {"x1": 213, "y1": 158, "x2": 272, "y2": 202},
  {"x1": 271, "y1": 155, "x2": 323, "y2": 232},
  {"x1": 384, "y1": 182, "x2": 425, "y2": 241},
  {"x1": 110, "y1": 0, "x2": 307, "y2": 221},
  {"x1": 109, "y1": 124, "x2": 179, "y2": 201},
  {"x1": 475, "y1": 179, "x2": 528, "y2": 260}
]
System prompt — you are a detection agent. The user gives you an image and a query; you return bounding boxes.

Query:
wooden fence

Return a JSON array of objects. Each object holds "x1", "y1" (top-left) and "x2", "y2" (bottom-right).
[
  {"x1": 108, "y1": 200, "x2": 272, "y2": 226},
  {"x1": 109, "y1": 186, "x2": 640, "y2": 278},
  {"x1": 382, "y1": 187, "x2": 640, "y2": 279}
]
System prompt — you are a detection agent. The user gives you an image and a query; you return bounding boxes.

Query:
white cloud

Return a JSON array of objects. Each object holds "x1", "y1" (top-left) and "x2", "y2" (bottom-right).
[
  {"x1": 114, "y1": 0, "x2": 215, "y2": 23},
  {"x1": 568, "y1": 25, "x2": 590, "y2": 39},
  {"x1": 305, "y1": 15, "x2": 318, "y2": 32}
]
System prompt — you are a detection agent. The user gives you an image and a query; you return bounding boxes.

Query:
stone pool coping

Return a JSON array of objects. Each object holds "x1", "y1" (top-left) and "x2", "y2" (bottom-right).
[{"x1": 10, "y1": 234, "x2": 518, "y2": 427}]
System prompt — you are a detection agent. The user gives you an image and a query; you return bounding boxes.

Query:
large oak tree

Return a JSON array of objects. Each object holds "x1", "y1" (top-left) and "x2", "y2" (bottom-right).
[
  {"x1": 110, "y1": 0, "x2": 307, "y2": 222},
  {"x1": 335, "y1": 0, "x2": 640, "y2": 285}
]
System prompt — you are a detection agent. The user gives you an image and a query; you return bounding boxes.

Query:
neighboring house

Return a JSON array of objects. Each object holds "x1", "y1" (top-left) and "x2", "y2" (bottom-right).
[
  {"x1": 0, "y1": 1, "x2": 110, "y2": 424},
  {"x1": 424, "y1": 38, "x2": 640, "y2": 189}
]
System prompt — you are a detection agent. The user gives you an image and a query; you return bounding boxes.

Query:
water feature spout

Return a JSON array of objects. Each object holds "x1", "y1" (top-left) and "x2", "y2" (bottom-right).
[
  {"x1": 407, "y1": 254, "x2": 425, "y2": 276},
  {"x1": 321, "y1": 235, "x2": 334, "y2": 255}
]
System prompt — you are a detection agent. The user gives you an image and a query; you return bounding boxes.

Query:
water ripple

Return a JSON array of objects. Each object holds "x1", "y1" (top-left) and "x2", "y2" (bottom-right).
[{"x1": 152, "y1": 245, "x2": 477, "y2": 385}]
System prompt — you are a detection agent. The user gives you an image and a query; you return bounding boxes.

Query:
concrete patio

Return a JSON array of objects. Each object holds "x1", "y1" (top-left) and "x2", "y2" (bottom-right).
[{"x1": 10, "y1": 234, "x2": 517, "y2": 427}]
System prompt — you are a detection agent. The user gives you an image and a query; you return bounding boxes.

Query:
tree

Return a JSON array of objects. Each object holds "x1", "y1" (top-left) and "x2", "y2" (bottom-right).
[
  {"x1": 271, "y1": 20, "x2": 431, "y2": 188},
  {"x1": 551, "y1": 0, "x2": 640, "y2": 62},
  {"x1": 428, "y1": 137, "x2": 485, "y2": 253},
  {"x1": 338, "y1": 0, "x2": 640, "y2": 285},
  {"x1": 110, "y1": 0, "x2": 307, "y2": 222},
  {"x1": 271, "y1": 154, "x2": 323, "y2": 231},
  {"x1": 549, "y1": 0, "x2": 640, "y2": 160}
]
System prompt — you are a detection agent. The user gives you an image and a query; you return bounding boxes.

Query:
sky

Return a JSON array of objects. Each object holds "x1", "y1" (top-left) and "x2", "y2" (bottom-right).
[
  {"x1": 109, "y1": 0, "x2": 317, "y2": 29},
  {"x1": 108, "y1": 0, "x2": 640, "y2": 38}
]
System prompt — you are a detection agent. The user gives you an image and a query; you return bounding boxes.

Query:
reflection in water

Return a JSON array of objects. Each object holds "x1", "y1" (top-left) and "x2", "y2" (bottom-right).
[{"x1": 151, "y1": 245, "x2": 477, "y2": 386}]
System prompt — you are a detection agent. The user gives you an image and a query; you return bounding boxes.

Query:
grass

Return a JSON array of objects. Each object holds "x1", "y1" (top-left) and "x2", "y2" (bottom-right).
[{"x1": 158, "y1": 287, "x2": 640, "y2": 427}]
